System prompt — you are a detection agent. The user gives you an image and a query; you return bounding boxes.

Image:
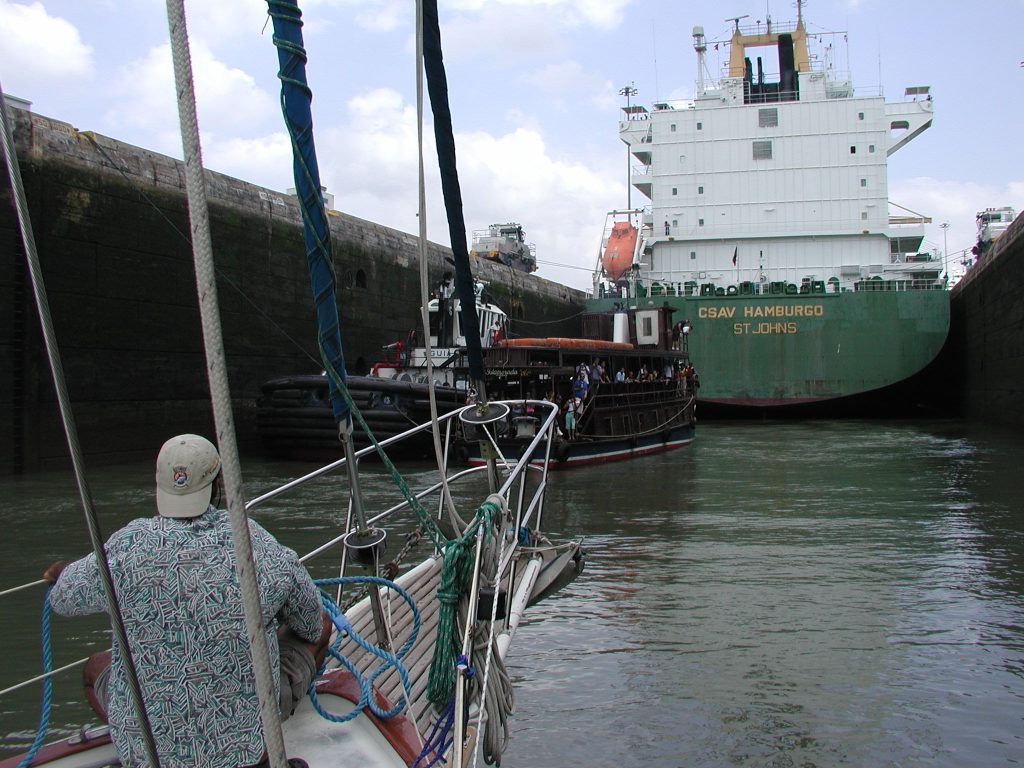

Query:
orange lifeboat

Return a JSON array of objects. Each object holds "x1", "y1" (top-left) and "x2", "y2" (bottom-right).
[{"x1": 601, "y1": 221, "x2": 638, "y2": 281}]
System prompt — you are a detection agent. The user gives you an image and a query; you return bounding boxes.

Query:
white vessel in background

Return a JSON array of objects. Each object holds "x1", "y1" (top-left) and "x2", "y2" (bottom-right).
[{"x1": 470, "y1": 222, "x2": 538, "y2": 273}]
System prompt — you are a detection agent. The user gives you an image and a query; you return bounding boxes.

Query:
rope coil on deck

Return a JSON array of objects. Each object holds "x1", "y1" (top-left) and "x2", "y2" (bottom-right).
[{"x1": 309, "y1": 576, "x2": 420, "y2": 722}]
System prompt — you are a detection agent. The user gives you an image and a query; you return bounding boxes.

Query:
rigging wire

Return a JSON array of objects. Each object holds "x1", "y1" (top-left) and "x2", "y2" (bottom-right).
[
  {"x1": 79, "y1": 132, "x2": 322, "y2": 371},
  {"x1": 164, "y1": 2, "x2": 288, "y2": 766},
  {"x1": 0, "y1": 78, "x2": 162, "y2": 768}
]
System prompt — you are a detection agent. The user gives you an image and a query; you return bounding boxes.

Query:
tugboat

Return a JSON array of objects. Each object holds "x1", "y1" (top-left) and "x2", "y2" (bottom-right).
[
  {"x1": 470, "y1": 222, "x2": 538, "y2": 273},
  {"x1": 256, "y1": 278, "x2": 508, "y2": 459},
  {"x1": 456, "y1": 305, "x2": 697, "y2": 468}
]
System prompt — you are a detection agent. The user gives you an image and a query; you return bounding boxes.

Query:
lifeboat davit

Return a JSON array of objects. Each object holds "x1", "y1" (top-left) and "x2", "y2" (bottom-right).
[{"x1": 602, "y1": 221, "x2": 638, "y2": 281}]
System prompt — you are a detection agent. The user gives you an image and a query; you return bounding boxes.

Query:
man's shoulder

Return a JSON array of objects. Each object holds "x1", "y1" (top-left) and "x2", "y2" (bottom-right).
[{"x1": 108, "y1": 516, "x2": 162, "y2": 544}]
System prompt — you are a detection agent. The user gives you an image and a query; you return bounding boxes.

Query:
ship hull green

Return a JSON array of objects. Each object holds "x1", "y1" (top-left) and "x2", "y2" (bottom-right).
[{"x1": 588, "y1": 290, "x2": 949, "y2": 409}]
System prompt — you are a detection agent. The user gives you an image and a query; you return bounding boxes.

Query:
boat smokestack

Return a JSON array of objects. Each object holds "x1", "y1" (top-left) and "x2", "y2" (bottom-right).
[
  {"x1": 778, "y1": 33, "x2": 797, "y2": 101},
  {"x1": 693, "y1": 26, "x2": 706, "y2": 95}
]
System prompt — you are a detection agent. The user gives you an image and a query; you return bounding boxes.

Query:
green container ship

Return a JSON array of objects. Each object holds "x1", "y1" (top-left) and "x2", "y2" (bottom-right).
[{"x1": 588, "y1": 2, "x2": 949, "y2": 412}]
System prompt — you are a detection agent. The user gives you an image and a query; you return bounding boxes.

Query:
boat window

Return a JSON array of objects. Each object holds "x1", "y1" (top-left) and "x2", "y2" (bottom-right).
[
  {"x1": 672, "y1": 187, "x2": 678, "y2": 196},
  {"x1": 690, "y1": 251, "x2": 696, "y2": 260},
  {"x1": 850, "y1": 145, "x2": 857, "y2": 154},
  {"x1": 355, "y1": 269, "x2": 366, "y2": 288},
  {"x1": 696, "y1": 122, "x2": 702, "y2": 130},
  {"x1": 752, "y1": 140, "x2": 772, "y2": 160},
  {"x1": 860, "y1": 178, "x2": 867, "y2": 187},
  {"x1": 698, "y1": 186, "x2": 704, "y2": 194},
  {"x1": 698, "y1": 219, "x2": 704, "y2": 226},
  {"x1": 670, "y1": 124, "x2": 676, "y2": 132},
  {"x1": 869, "y1": 144, "x2": 876, "y2": 153}
]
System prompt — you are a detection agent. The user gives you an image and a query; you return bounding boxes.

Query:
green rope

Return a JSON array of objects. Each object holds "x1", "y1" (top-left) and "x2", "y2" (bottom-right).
[{"x1": 425, "y1": 500, "x2": 501, "y2": 709}]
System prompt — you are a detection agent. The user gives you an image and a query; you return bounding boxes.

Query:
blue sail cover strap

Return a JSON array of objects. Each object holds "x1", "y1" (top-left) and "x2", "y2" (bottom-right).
[
  {"x1": 421, "y1": 0, "x2": 485, "y2": 382},
  {"x1": 266, "y1": 0, "x2": 349, "y2": 425}
]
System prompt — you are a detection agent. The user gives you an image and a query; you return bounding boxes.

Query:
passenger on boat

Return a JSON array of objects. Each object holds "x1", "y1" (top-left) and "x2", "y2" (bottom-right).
[
  {"x1": 572, "y1": 371, "x2": 589, "y2": 400},
  {"x1": 43, "y1": 434, "x2": 331, "y2": 768},
  {"x1": 564, "y1": 397, "x2": 580, "y2": 440}
]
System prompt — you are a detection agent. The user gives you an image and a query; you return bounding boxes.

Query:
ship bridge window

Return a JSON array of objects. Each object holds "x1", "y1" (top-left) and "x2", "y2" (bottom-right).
[
  {"x1": 758, "y1": 108, "x2": 778, "y2": 127},
  {"x1": 752, "y1": 140, "x2": 773, "y2": 160}
]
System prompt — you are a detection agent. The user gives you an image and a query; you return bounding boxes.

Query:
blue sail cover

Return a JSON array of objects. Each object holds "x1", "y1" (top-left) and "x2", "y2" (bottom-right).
[
  {"x1": 422, "y1": 0, "x2": 485, "y2": 382},
  {"x1": 266, "y1": 0, "x2": 349, "y2": 425}
]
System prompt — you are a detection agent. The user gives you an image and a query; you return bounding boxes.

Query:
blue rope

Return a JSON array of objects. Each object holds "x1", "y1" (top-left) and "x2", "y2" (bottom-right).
[
  {"x1": 309, "y1": 576, "x2": 420, "y2": 723},
  {"x1": 412, "y1": 697, "x2": 455, "y2": 768},
  {"x1": 19, "y1": 586, "x2": 54, "y2": 768}
]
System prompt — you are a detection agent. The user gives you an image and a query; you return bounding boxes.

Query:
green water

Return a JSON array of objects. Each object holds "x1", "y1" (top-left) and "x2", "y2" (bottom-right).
[{"x1": 2, "y1": 420, "x2": 1023, "y2": 767}]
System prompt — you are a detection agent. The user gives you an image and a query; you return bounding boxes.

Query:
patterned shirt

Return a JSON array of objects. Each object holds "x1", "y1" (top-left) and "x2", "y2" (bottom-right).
[{"x1": 50, "y1": 507, "x2": 323, "y2": 768}]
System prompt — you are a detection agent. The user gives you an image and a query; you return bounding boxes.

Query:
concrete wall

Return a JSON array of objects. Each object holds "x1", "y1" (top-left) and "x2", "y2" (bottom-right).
[
  {"x1": 0, "y1": 109, "x2": 586, "y2": 473},
  {"x1": 944, "y1": 211, "x2": 1024, "y2": 426}
]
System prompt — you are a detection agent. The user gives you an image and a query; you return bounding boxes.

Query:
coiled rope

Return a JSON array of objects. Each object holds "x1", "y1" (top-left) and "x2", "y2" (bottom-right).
[
  {"x1": 426, "y1": 499, "x2": 501, "y2": 709},
  {"x1": 308, "y1": 576, "x2": 420, "y2": 722},
  {"x1": 18, "y1": 587, "x2": 54, "y2": 768}
]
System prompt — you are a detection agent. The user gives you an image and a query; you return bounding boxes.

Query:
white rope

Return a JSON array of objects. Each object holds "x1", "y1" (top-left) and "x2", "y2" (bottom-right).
[
  {"x1": 162, "y1": 4, "x2": 288, "y2": 767},
  {"x1": 415, "y1": 0, "x2": 462, "y2": 532},
  {"x1": 1, "y1": 80, "x2": 162, "y2": 766},
  {"x1": 0, "y1": 655, "x2": 93, "y2": 698},
  {"x1": 0, "y1": 579, "x2": 46, "y2": 598}
]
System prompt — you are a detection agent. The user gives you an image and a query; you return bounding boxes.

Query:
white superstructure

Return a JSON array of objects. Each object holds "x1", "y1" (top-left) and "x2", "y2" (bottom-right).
[{"x1": 618, "y1": 9, "x2": 938, "y2": 295}]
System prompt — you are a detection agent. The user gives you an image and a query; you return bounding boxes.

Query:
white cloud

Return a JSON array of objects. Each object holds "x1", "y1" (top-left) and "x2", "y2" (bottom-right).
[
  {"x1": 184, "y1": 0, "x2": 269, "y2": 43},
  {"x1": 205, "y1": 133, "x2": 294, "y2": 191},
  {"x1": 0, "y1": 1, "x2": 93, "y2": 93},
  {"x1": 106, "y1": 41, "x2": 278, "y2": 157}
]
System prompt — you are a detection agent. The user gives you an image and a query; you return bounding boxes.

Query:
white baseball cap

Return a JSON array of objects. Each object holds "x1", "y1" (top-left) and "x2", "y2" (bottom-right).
[{"x1": 155, "y1": 434, "x2": 221, "y2": 518}]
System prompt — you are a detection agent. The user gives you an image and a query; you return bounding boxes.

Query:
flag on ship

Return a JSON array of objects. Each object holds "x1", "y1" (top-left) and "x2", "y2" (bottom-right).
[{"x1": 732, "y1": 246, "x2": 738, "y2": 266}]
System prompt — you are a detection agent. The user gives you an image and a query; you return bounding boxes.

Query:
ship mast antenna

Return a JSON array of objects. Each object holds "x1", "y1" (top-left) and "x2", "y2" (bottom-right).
[
  {"x1": 725, "y1": 15, "x2": 749, "y2": 34},
  {"x1": 618, "y1": 83, "x2": 638, "y2": 209}
]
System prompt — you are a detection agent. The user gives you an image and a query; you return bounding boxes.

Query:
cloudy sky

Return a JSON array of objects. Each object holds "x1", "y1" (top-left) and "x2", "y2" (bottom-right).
[{"x1": 2, "y1": 0, "x2": 1022, "y2": 290}]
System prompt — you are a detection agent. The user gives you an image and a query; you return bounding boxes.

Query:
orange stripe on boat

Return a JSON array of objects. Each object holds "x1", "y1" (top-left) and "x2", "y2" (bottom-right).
[{"x1": 497, "y1": 338, "x2": 634, "y2": 350}]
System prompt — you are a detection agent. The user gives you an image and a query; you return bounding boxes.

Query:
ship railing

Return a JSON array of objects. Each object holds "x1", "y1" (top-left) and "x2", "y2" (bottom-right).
[
  {"x1": 853, "y1": 277, "x2": 947, "y2": 292},
  {"x1": 588, "y1": 379, "x2": 686, "y2": 408},
  {"x1": 1, "y1": 402, "x2": 560, "y2": 704}
]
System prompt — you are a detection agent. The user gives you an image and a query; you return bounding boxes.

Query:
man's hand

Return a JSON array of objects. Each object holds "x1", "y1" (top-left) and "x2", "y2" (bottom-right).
[{"x1": 43, "y1": 560, "x2": 72, "y2": 585}]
